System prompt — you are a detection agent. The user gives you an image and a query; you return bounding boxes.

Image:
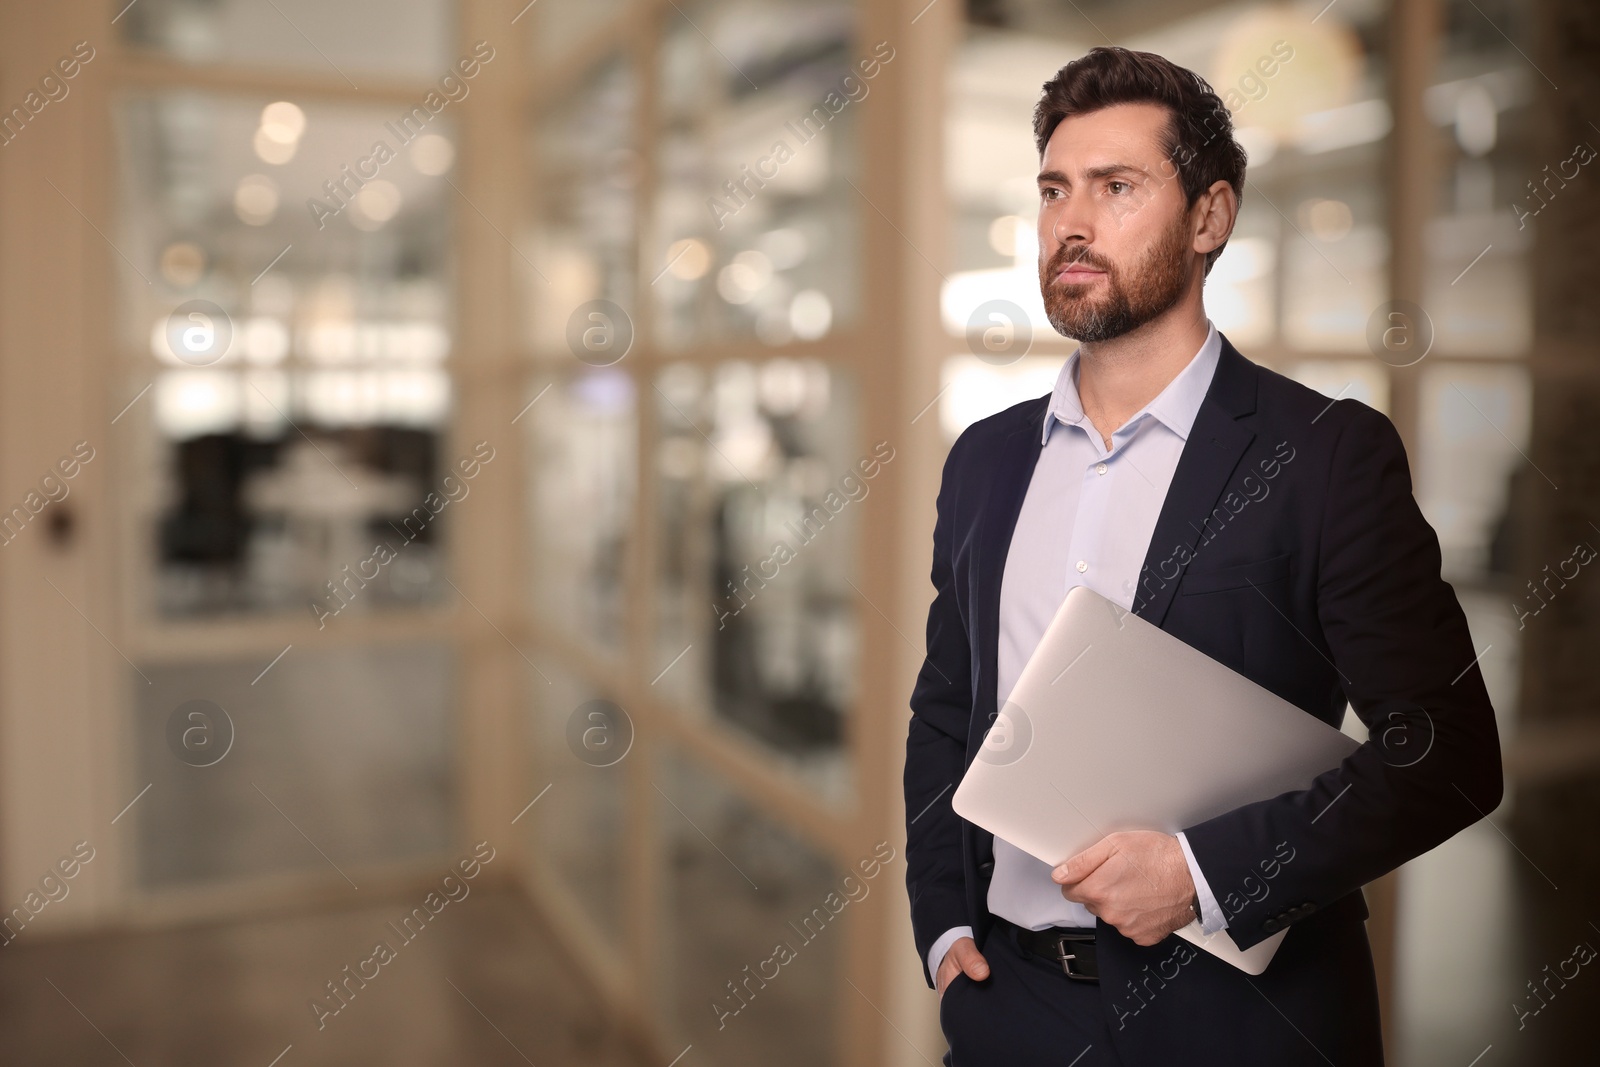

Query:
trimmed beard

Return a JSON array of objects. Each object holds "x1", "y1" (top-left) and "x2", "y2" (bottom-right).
[{"x1": 1039, "y1": 209, "x2": 1193, "y2": 343}]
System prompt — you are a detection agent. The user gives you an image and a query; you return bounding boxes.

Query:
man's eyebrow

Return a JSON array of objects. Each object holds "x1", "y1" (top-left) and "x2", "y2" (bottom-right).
[{"x1": 1036, "y1": 163, "x2": 1146, "y2": 185}]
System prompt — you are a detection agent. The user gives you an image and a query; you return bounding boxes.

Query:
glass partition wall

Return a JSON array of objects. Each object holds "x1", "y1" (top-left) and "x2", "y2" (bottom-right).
[
  {"x1": 109, "y1": 2, "x2": 467, "y2": 897},
  {"x1": 518, "y1": 3, "x2": 911, "y2": 1064},
  {"x1": 91, "y1": 2, "x2": 926, "y2": 1064}
]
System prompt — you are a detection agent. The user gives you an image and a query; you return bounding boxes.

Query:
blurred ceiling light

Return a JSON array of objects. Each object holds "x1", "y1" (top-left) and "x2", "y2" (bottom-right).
[
  {"x1": 350, "y1": 179, "x2": 403, "y2": 230},
  {"x1": 1454, "y1": 83, "x2": 1498, "y2": 157},
  {"x1": 390, "y1": 321, "x2": 450, "y2": 361},
  {"x1": 712, "y1": 417, "x2": 775, "y2": 481},
  {"x1": 303, "y1": 370, "x2": 380, "y2": 426},
  {"x1": 718, "y1": 251, "x2": 773, "y2": 305},
  {"x1": 665, "y1": 237, "x2": 711, "y2": 280},
  {"x1": 259, "y1": 101, "x2": 306, "y2": 144},
  {"x1": 306, "y1": 322, "x2": 356, "y2": 362},
  {"x1": 717, "y1": 264, "x2": 758, "y2": 304},
  {"x1": 242, "y1": 317, "x2": 290, "y2": 364},
  {"x1": 572, "y1": 367, "x2": 634, "y2": 413},
  {"x1": 789, "y1": 289, "x2": 832, "y2": 340},
  {"x1": 253, "y1": 126, "x2": 297, "y2": 164},
  {"x1": 732, "y1": 249, "x2": 773, "y2": 287},
  {"x1": 758, "y1": 358, "x2": 807, "y2": 415},
  {"x1": 1206, "y1": 236, "x2": 1273, "y2": 284},
  {"x1": 410, "y1": 133, "x2": 455, "y2": 176},
  {"x1": 233, "y1": 174, "x2": 279, "y2": 226},
  {"x1": 1299, "y1": 198, "x2": 1354, "y2": 241},
  {"x1": 1210, "y1": 6, "x2": 1361, "y2": 140},
  {"x1": 155, "y1": 371, "x2": 242, "y2": 439},
  {"x1": 159, "y1": 241, "x2": 206, "y2": 287},
  {"x1": 309, "y1": 273, "x2": 356, "y2": 320},
  {"x1": 758, "y1": 227, "x2": 808, "y2": 269},
  {"x1": 1234, "y1": 125, "x2": 1277, "y2": 169},
  {"x1": 939, "y1": 356, "x2": 1062, "y2": 441},
  {"x1": 375, "y1": 369, "x2": 452, "y2": 427},
  {"x1": 988, "y1": 215, "x2": 1024, "y2": 258},
  {"x1": 1295, "y1": 99, "x2": 1392, "y2": 154},
  {"x1": 799, "y1": 359, "x2": 831, "y2": 414}
]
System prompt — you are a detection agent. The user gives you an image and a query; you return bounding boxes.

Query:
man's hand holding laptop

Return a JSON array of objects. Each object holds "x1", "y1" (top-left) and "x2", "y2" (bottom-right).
[{"x1": 1052, "y1": 830, "x2": 1197, "y2": 947}]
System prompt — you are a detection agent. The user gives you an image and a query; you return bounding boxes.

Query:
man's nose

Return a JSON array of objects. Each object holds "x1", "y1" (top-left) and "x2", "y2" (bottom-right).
[{"x1": 1042, "y1": 198, "x2": 1093, "y2": 255}]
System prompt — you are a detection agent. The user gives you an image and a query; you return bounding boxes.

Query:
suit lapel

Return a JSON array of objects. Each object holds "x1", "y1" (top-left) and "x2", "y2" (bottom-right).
[
  {"x1": 1133, "y1": 338, "x2": 1260, "y2": 628},
  {"x1": 971, "y1": 400, "x2": 1049, "y2": 755}
]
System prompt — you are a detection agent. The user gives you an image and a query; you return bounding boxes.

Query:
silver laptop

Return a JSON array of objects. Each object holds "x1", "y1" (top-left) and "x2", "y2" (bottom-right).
[{"x1": 951, "y1": 585, "x2": 1361, "y2": 973}]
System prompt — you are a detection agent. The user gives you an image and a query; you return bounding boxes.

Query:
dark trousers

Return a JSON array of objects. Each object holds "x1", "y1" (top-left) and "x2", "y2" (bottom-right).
[
  {"x1": 939, "y1": 920, "x2": 1124, "y2": 1067},
  {"x1": 939, "y1": 910, "x2": 1383, "y2": 1067}
]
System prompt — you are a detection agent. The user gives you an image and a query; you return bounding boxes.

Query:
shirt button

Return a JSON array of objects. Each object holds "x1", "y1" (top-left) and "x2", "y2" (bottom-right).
[
  {"x1": 1096, "y1": 462, "x2": 1107, "y2": 475},
  {"x1": 1076, "y1": 560, "x2": 1088, "y2": 573}
]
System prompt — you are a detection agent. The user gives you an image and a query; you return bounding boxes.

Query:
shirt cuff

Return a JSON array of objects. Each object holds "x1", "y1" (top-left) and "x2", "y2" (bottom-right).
[
  {"x1": 928, "y1": 925, "x2": 975, "y2": 983},
  {"x1": 1176, "y1": 831, "x2": 1228, "y2": 933}
]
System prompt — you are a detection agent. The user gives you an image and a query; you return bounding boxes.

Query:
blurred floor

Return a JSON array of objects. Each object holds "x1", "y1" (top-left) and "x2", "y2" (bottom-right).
[
  {"x1": 0, "y1": 886, "x2": 646, "y2": 1067},
  {"x1": 1, "y1": 825, "x2": 1595, "y2": 1066}
]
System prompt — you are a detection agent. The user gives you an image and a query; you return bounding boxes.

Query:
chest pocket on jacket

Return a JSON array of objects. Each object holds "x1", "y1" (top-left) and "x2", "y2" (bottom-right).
[{"x1": 1179, "y1": 552, "x2": 1291, "y2": 595}]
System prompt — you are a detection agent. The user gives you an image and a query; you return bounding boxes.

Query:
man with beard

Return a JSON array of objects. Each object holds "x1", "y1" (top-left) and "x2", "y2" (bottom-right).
[{"x1": 904, "y1": 46, "x2": 1502, "y2": 1066}]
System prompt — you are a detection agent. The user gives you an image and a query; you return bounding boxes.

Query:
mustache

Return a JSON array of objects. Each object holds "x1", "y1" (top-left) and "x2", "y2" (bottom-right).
[{"x1": 1045, "y1": 245, "x2": 1114, "y2": 276}]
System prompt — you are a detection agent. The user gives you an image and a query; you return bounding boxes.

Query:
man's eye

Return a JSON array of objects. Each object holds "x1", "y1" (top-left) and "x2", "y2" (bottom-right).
[
  {"x1": 1108, "y1": 181, "x2": 1130, "y2": 195},
  {"x1": 1041, "y1": 187, "x2": 1061, "y2": 201}
]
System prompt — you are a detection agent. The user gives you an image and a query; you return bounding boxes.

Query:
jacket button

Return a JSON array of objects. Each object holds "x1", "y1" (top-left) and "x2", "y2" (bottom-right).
[{"x1": 1262, "y1": 917, "x2": 1282, "y2": 933}]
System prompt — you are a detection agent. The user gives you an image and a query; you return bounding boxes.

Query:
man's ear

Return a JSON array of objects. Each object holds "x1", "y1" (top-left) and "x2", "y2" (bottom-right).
[{"x1": 1193, "y1": 179, "x2": 1239, "y2": 259}]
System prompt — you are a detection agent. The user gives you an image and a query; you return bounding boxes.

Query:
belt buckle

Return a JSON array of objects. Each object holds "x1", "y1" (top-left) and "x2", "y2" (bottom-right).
[{"x1": 1052, "y1": 930, "x2": 1095, "y2": 982}]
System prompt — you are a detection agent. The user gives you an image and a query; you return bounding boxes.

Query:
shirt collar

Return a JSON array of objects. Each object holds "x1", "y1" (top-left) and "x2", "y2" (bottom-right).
[{"x1": 1041, "y1": 320, "x2": 1222, "y2": 447}]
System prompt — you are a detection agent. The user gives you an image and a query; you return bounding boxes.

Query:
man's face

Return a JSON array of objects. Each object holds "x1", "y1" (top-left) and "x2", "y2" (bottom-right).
[{"x1": 1036, "y1": 102, "x2": 1197, "y2": 343}]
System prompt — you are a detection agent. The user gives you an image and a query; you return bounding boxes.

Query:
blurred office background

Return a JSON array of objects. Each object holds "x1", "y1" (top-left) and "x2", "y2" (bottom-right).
[{"x1": 0, "y1": 0, "x2": 1595, "y2": 1064}]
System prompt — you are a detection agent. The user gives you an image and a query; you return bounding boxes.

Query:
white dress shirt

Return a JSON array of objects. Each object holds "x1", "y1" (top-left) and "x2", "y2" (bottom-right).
[{"x1": 929, "y1": 321, "x2": 1230, "y2": 981}]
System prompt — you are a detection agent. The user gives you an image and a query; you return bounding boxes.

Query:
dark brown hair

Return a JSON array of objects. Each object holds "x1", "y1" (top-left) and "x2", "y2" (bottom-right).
[{"x1": 1032, "y1": 46, "x2": 1247, "y2": 273}]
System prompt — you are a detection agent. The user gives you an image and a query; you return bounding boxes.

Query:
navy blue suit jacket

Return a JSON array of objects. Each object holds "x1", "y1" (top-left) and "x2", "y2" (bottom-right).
[{"x1": 904, "y1": 336, "x2": 1504, "y2": 1064}]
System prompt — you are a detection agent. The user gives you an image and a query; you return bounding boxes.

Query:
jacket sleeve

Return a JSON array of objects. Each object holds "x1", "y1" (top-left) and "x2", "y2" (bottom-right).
[
  {"x1": 905, "y1": 436, "x2": 978, "y2": 988},
  {"x1": 1179, "y1": 402, "x2": 1504, "y2": 951}
]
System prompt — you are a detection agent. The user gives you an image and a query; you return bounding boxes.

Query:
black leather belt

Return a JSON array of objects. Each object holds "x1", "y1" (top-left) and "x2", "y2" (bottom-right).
[{"x1": 998, "y1": 917, "x2": 1100, "y2": 982}]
